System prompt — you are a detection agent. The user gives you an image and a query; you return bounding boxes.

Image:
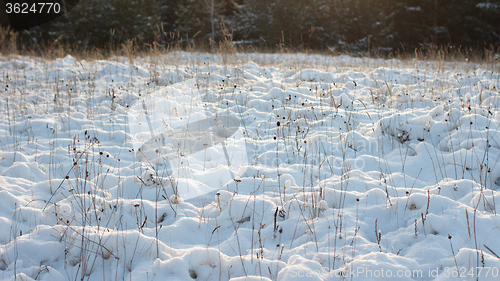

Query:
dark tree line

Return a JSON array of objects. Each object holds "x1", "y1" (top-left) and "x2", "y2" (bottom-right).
[{"x1": 19, "y1": 0, "x2": 500, "y2": 52}]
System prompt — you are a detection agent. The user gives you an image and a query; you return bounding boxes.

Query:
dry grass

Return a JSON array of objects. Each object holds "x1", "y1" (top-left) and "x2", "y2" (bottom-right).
[{"x1": 2, "y1": 25, "x2": 499, "y2": 64}]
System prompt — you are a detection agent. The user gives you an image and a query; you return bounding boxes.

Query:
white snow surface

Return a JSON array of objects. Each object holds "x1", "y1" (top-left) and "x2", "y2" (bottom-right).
[{"x1": 0, "y1": 52, "x2": 500, "y2": 280}]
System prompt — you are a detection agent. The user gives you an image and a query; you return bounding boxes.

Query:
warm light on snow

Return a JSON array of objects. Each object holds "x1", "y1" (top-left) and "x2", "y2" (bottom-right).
[{"x1": 0, "y1": 52, "x2": 499, "y2": 280}]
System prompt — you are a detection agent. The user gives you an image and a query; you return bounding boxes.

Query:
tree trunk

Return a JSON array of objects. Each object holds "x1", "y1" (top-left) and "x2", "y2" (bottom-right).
[
  {"x1": 433, "y1": 0, "x2": 439, "y2": 44},
  {"x1": 211, "y1": 0, "x2": 215, "y2": 49}
]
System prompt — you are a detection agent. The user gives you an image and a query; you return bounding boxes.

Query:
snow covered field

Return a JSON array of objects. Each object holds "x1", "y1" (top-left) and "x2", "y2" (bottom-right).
[{"x1": 0, "y1": 52, "x2": 500, "y2": 281}]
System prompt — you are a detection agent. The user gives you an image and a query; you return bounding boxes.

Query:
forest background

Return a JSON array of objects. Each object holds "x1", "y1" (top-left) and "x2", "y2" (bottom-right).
[{"x1": 3, "y1": 0, "x2": 500, "y2": 55}]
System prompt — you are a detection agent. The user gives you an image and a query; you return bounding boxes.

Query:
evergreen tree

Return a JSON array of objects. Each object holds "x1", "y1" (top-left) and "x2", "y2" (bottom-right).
[
  {"x1": 447, "y1": 0, "x2": 500, "y2": 47},
  {"x1": 382, "y1": 0, "x2": 500, "y2": 50},
  {"x1": 235, "y1": 0, "x2": 316, "y2": 46},
  {"x1": 176, "y1": 0, "x2": 238, "y2": 42},
  {"x1": 381, "y1": 0, "x2": 433, "y2": 50},
  {"x1": 155, "y1": 0, "x2": 181, "y2": 34},
  {"x1": 306, "y1": 0, "x2": 344, "y2": 48},
  {"x1": 27, "y1": 0, "x2": 160, "y2": 48}
]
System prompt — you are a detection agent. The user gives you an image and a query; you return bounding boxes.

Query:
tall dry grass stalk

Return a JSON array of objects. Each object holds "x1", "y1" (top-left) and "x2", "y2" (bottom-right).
[{"x1": 0, "y1": 26, "x2": 18, "y2": 55}]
